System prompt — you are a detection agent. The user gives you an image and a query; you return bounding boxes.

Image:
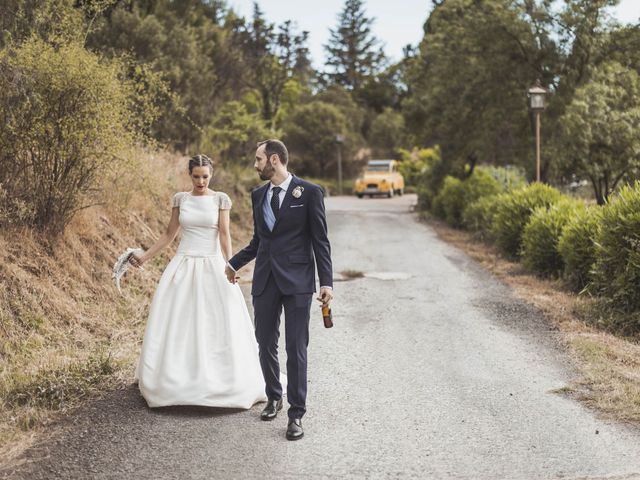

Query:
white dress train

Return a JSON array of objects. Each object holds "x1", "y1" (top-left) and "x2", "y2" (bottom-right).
[{"x1": 134, "y1": 191, "x2": 267, "y2": 408}]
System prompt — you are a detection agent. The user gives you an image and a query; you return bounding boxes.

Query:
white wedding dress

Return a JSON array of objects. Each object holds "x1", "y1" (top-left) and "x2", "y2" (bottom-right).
[{"x1": 135, "y1": 191, "x2": 267, "y2": 408}]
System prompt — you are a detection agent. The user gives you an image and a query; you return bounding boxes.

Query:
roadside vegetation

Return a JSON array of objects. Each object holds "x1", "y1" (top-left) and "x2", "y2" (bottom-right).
[{"x1": 2, "y1": 0, "x2": 640, "y2": 464}]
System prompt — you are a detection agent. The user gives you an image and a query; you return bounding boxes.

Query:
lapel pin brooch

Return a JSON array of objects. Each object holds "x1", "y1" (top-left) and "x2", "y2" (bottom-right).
[{"x1": 292, "y1": 186, "x2": 304, "y2": 198}]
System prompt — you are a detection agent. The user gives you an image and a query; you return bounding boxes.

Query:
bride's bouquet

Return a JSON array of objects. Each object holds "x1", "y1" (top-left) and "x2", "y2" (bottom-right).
[{"x1": 112, "y1": 248, "x2": 144, "y2": 294}]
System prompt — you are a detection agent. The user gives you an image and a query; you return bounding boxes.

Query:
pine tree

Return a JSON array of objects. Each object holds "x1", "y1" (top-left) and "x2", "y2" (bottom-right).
[{"x1": 323, "y1": 0, "x2": 385, "y2": 92}]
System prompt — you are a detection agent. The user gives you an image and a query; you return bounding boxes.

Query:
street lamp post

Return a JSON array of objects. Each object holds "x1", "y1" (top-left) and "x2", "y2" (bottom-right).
[
  {"x1": 335, "y1": 134, "x2": 345, "y2": 195},
  {"x1": 528, "y1": 80, "x2": 547, "y2": 182}
]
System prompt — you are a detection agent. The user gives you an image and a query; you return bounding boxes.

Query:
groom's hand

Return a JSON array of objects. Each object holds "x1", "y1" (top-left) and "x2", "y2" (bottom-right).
[
  {"x1": 224, "y1": 265, "x2": 238, "y2": 284},
  {"x1": 317, "y1": 287, "x2": 333, "y2": 307}
]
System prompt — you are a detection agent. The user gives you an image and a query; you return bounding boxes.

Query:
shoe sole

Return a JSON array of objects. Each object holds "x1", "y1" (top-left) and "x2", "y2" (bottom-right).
[{"x1": 286, "y1": 432, "x2": 304, "y2": 441}]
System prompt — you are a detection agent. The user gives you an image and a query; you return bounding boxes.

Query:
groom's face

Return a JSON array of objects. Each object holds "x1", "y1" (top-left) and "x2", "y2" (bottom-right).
[{"x1": 255, "y1": 145, "x2": 275, "y2": 181}]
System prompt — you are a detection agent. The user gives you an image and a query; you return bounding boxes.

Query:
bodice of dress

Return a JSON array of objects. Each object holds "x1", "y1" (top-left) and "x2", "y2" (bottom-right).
[{"x1": 172, "y1": 191, "x2": 232, "y2": 256}]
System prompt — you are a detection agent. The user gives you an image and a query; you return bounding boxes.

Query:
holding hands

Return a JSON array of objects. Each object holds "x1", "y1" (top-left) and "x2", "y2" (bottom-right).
[{"x1": 225, "y1": 264, "x2": 239, "y2": 284}]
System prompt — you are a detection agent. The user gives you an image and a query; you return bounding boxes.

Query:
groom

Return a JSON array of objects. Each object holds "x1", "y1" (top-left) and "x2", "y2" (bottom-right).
[{"x1": 225, "y1": 139, "x2": 333, "y2": 441}]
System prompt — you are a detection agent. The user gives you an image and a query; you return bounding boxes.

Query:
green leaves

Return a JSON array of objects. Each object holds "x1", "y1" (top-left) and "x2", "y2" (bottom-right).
[{"x1": 558, "y1": 62, "x2": 640, "y2": 204}]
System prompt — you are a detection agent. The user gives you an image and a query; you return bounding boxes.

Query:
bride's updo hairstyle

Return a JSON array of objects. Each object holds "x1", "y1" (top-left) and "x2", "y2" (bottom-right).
[{"x1": 188, "y1": 154, "x2": 213, "y2": 174}]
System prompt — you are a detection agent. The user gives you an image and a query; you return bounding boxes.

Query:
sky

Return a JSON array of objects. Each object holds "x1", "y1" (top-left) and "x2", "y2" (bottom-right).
[{"x1": 228, "y1": 0, "x2": 639, "y2": 68}]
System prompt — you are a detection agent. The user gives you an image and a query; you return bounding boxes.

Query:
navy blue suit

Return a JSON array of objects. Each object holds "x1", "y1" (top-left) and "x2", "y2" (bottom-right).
[{"x1": 229, "y1": 175, "x2": 333, "y2": 419}]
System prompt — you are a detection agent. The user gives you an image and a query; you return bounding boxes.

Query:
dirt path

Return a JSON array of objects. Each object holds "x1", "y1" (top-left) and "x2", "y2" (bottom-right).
[{"x1": 4, "y1": 194, "x2": 640, "y2": 479}]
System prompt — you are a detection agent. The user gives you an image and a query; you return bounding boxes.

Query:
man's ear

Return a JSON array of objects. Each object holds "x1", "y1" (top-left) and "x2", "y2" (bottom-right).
[{"x1": 270, "y1": 154, "x2": 279, "y2": 165}]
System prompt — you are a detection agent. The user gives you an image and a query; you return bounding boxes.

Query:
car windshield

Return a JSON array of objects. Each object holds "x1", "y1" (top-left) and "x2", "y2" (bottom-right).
[{"x1": 367, "y1": 165, "x2": 390, "y2": 172}]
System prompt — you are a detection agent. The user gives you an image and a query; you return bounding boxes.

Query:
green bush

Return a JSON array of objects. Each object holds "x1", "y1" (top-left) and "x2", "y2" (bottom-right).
[
  {"x1": 490, "y1": 183, "x2": 563, "y2": 258},
  {"x1": 590, "y1": 182, "x2": 640, "y2": 315},
  {"x1": 0, "y1": 38, "x2": 155, "y2": 235},
  {"x1": 558, "y1": 206, "x2": 602, "y2": 292},
  {"x1": 397, "y1": 147, "x2": 441, "y2": 188},
  {"x1": 432, "y1": 176, "x2": 464, "y2": 224},
  {"x1": 462, "y1": 194, "x2": 501, "y2": 238},
  {"x1": 521, "y1": 199, "x2": 585, "y2": 278},
  {"x1": 413, "y1": 148, "x2": 448, "y2": 211},
  {"x1": 433, "y1": 168, "x2": 502, "y2": 228}
]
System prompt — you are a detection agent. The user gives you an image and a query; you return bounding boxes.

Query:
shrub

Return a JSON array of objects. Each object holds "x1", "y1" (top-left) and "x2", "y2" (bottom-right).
[
  {"x1": 521, "y1": 199, "x2": 585, "y2": 278},
  {"x1": 490, "y1": 183, "x2": 563, "y2": 258},
  {"x1": 558, "y1": 206, "x2": 603, "y2": 292},
  {"x1": 433, "y1": 168, "x2": 502, "y2": 228},
  {"x1": 413, "y1": 148, "x2": 448, "y2": 211},
  {"x1": 432, "y1": 176, "x2": 464, "y2": 224},
  {"x1": 462, "y1": 194, "x2": 501, "y2": 238},
  {"x1": 590, "y1": 182, "x2": 640, "y2": 314},
  {"x1": 0, "y1": 38, "x2": 154, "y2": 235},
  {"x1": 397, "y1": 147, "x2": 441, "y2": 188}
]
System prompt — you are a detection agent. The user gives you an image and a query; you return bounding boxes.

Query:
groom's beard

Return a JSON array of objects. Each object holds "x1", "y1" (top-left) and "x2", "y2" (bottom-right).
[{"x1": 258, "y1": 163, "x2": 275, "y2": 181}]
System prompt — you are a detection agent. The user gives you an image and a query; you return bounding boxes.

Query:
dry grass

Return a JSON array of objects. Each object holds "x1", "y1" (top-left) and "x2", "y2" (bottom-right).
[
  {"x1": 427, "y1": 217, "x2": 640, "y2": 424},
  {"x1": 0, "y1": 149, "x2": 255, "y2": 465}
]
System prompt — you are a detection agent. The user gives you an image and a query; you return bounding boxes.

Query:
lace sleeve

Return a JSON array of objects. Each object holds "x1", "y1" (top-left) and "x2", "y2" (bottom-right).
[
  {"x1": 171, "y1": 192, "x2": 185, "y2": 208},
  {"x1": 218, "y1": 192, "x2": 232, "y2": 210}
]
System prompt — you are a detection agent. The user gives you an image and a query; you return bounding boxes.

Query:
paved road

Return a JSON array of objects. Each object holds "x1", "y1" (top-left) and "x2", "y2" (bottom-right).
[{"x1": 5, "y1": 194, "x2": 640, "y2": 479}]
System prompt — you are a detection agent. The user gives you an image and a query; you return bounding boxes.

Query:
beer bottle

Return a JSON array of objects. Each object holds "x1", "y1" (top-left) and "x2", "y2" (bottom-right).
[{"x1": 322, "y1": 304, "x2": 333, "y2": 328}]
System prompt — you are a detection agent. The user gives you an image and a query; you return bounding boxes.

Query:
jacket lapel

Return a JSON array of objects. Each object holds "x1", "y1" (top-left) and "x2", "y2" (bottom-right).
[{"x1": 272, "y1": 175, "x2": 299, "y2": 232}]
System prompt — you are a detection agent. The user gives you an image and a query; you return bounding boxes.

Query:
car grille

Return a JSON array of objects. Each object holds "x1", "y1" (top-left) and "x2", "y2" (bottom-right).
[{"x1": 367, "y1": 183, "x2": 378, "y2": 188}]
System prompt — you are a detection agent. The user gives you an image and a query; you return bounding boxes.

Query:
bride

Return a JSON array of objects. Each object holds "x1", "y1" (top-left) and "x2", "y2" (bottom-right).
[{"x1": 129, "y1": 154, "x2": 267, "y2": 409}]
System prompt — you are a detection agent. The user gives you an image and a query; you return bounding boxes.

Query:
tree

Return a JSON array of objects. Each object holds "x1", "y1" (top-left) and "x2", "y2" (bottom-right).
[
  {"x1": 201, "y1": 101, "x2": 272, "y2": 166},
  {"x1": 368, "y1": 108, "x2": 405, "y2": 158},
  {"x1": 231, "y1": 4, "x2": 312, "y2": 131},
  {"x1": 403, "y1": 0, "x2": 559, "y2": 180},
  {"x1": 323, "y1": 0, "x2": 385, "y2": 94},
  {"x1": 283, "y1": 101, "x2": 356, "y2": 178},
  {"x1": 559, "y1": 62, "x2": 640, "y2": 205}
]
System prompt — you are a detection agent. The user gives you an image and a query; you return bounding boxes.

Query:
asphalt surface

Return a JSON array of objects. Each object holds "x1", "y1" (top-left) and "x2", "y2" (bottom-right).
[{"x1": 4, "y1": 194, "x2": 640, "y2": 479}]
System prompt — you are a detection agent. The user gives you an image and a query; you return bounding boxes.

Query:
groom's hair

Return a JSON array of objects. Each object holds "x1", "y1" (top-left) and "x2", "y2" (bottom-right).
[{"x1": 258, "y1": 139, "x2": 288, "y2": 166}]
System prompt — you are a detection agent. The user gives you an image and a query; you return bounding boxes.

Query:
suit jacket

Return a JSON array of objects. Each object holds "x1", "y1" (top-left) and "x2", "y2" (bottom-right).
[{"x1": 229, "y1": 175, "x2": 333, "y2": 296}]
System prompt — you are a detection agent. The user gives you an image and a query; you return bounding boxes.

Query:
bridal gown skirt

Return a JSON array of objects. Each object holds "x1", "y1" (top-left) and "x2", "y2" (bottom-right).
[{"x1": 135, "y1": 252, "x2": 268, "y2": 408}]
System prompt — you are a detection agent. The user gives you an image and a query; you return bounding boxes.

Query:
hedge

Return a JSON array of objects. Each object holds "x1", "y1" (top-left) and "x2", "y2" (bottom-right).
[{"x1": 490, "y1": 183, "x2": 563, "y2": 259}]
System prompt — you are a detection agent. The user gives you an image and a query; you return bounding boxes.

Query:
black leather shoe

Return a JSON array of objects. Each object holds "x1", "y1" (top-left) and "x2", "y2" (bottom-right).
[
  {"x1": 286, "y1": 418, "x2": 304, "y2": 441},
  {"x1": 260, "y1": 398, "x2": 283, "y2": 421}
]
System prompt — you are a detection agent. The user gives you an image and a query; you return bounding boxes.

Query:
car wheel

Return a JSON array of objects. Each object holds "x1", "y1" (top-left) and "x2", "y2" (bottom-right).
[
  {"x1": 356, "y1": 193, "x2": 364, "y2": 199},
  {"x1": 369, "y1": 194, "x2": 374, "y2": 198},
  {"x1": 397, "y1": 188, "x2": 404, "y2": 196}
]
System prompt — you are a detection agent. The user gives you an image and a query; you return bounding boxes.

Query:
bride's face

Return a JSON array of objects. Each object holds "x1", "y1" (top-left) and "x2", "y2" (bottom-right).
[{"x1": 190, "y1": 166, "x2": 211, "y2": 194}]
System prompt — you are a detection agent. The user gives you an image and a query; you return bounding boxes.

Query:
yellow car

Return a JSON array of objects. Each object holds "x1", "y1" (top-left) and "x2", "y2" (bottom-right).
[{"x1": 354, "y1": 159, "x2": 405, "y2": 198}]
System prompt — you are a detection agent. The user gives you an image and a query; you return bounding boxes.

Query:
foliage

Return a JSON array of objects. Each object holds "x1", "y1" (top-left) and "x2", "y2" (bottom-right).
[
  {"x1": 433, "y1": 168, "x2": 503, "y2": 228},
  {"x1": 397, "y1": 147, "x2": 441, "y2": 187},
  {"x1": 558, "y1": 62, "x2": 640, "y2": 205},
  {"x1": 462, "y1": 194, "x2": 501, "y2": 239},
  {"x1": 368, "y1": 107, "x2": 405, "y2": 158},
  {"x1": 432, "y1": 176, "x2": 463, "y2": 223},
  {"x1": 323, "y1": 0, "x2": 386, "y2": 93},
  {"x1": 490, "y1": 183, "x2": 563, "y2": 258},
  {"x1": 590, "y1": 182, "x2": 640, "y2": 313},
  {"x1": 0, "y1": 0, "x2": 85, "y2": 48},
  {"x1": 521, "y1": 199, "x2": 585, "y2": 278},
  {"x1": 230, "y1": 5, "x2": 313, "y2": 130},
  {"x1": 202, "y1": 101, "x2": 273, "y2": 166},
  {"x1": 558, "y1": 205, "x2": 603, "y2": 292},
  {"x1": 402, "y1": 0, "x2": 557, "y2": 178},
  {"x1": 283, "y1": 101, "x2": 353, "y2": 178},
  {"x1": 0, "y1": 38, "x2": 153, "y2": 235}
]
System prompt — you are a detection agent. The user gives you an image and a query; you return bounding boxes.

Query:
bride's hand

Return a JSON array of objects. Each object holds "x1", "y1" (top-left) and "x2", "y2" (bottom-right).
[{"x1": 129, "y1": 253, "x2": 145, "y2": 268}]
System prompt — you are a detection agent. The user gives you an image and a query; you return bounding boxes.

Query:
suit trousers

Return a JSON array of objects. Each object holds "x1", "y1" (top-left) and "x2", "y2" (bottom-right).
[{"x1": 252, "y1": 272, "x2": 312, "y2": 419}]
